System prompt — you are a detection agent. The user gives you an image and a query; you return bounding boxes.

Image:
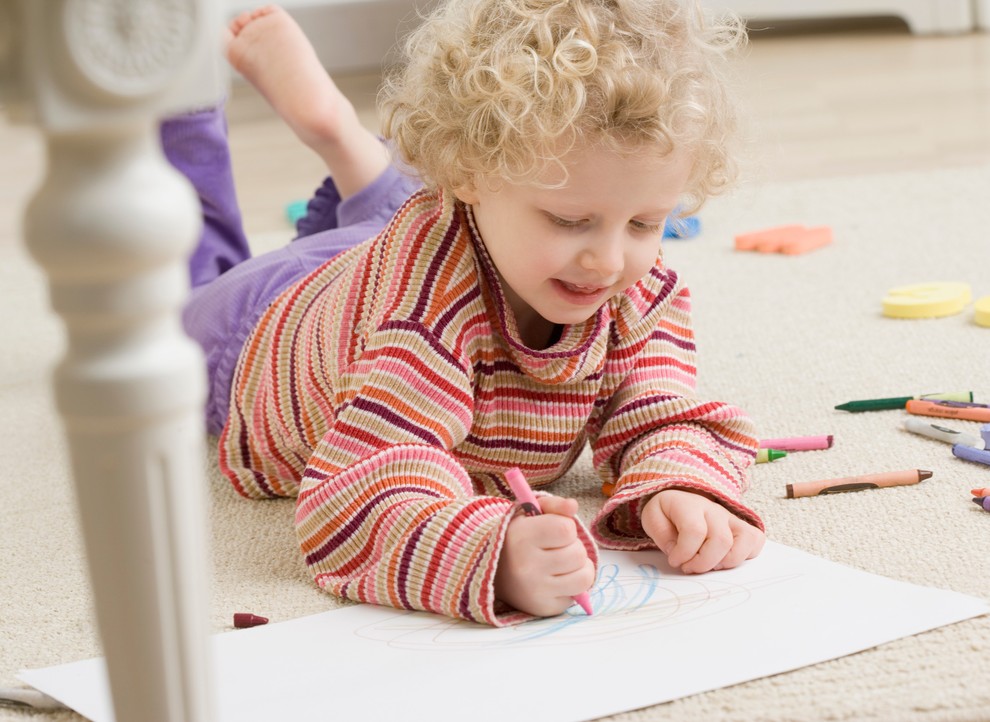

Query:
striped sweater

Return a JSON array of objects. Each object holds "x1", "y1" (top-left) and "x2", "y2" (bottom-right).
[{"x1": 219, "y1": 188, "x2": 762, "y2": 626}]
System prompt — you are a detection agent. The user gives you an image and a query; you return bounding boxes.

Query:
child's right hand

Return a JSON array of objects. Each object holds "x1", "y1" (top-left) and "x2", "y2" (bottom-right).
[{"x1": 494, "y1": 496, "x2": 595, "y2": 617}]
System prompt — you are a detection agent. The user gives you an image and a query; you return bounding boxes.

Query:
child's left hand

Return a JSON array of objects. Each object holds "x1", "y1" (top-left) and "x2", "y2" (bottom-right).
[{"x1": 641, "y1": 489, "x2": 765, "y2": 574}]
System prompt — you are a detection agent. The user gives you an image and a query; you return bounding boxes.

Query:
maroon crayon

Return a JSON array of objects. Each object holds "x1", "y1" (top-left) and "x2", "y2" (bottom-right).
[{"x1": 233, "y1": 612, "x2": 269, "y2": 628}]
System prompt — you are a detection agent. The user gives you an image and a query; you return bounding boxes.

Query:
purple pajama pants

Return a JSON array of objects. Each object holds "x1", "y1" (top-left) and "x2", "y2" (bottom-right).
[{"x1": 161, "y1": 106, "x2": 420, "y2": 434}]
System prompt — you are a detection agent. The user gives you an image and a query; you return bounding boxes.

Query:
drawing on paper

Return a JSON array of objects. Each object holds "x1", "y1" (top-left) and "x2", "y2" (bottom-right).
[{"x1": 353, "y1": 561, "x2": 800, "y2": 650}]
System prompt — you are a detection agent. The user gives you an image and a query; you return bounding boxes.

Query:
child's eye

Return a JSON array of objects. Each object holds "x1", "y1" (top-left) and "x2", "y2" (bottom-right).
[
  {"x1": 630, "y1": 219, "x2": 664, "y2": 233},
  {"x1": 545, "y1": 213, "x2": 585, "y2": 228}
]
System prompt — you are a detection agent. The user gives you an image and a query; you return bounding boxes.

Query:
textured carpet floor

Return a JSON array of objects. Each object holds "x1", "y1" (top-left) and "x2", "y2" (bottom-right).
[{"x1": 2, "y1": 163, "x2": 989, "y2": 721}]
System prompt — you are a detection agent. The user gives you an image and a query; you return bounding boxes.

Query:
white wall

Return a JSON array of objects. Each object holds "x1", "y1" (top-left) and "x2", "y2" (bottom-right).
[
  {"x1": 226, "y1": 0, "x2": 435, "y2": 73},
  {"x1": 225, "y1": 0, "x2": 980, "y2": 76}
]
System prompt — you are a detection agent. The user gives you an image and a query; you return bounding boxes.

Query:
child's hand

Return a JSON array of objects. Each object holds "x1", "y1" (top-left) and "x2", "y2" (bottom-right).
[
  {"x1": 494, "y1": 496, "x2": 595, "y2": 617},
  {"x1": 642, "y1": 489, "x2": 765, "y2": 574}
]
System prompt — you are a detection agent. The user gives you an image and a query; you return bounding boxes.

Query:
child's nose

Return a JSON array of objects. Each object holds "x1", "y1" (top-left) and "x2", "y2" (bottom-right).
[{"x1": 579, "y1": 234, "x2": 624, "y2": 277}]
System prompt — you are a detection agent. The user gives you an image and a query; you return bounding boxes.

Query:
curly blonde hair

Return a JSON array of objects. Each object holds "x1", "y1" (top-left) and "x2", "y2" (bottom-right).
[{"x1": 380, "y1": 0, "x2": 746, "y2": 211}]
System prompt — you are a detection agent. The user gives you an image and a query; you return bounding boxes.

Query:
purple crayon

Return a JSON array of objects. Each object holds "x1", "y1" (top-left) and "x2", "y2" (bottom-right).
[
  {"x1": 953, "y1": 444, "x2": 990, "y2": 467},
  {"x1": 935, "y1": 400, "x2": 990, "y2": 409},
  {"x1": 971, "y1": 497, "x2": 990, "y2": 512}
]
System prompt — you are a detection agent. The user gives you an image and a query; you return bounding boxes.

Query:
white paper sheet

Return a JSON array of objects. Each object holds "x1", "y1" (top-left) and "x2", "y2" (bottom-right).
[{"x1": 19, "y1": 541, "x2": 989, "y2": 722}]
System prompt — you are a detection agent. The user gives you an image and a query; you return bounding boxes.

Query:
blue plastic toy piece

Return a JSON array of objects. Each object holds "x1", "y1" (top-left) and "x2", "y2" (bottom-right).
[
  {"x1": 286, "y1": 199, "x2": 308, "y2": 225},
  {"x1": 663, "y1": 215, "x2": 700, "y2": 239}
]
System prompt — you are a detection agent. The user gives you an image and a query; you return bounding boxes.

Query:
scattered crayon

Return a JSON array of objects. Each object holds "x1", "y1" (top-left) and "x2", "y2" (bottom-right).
[
  {"x1": 952, "y1": 444, "x2": 990, "y2": 467},
  {"x1": 906, "y1": 400, "x2": 990, "y2": 423},
  {"x1": 756, "y1": 448, "x2": 787, "y2": 463},
  {"x1": 786, "y1": 469, "x2": 931, "y2": 499},
  {"x1": 971, "y1": 488, "x2": 990, "y2": 497},
  {"x1": 835, "y1": 390, "x2": 972, "y2": 412},
  {"x1": 233, "y1": 612, "x2": 269, "y2": 629},
  {"x1": 971, "y1": 497, "x2": 990, "y2": 512},
  {"x1": 760, "y1": 435, "x2": 833, "y2": 452}
]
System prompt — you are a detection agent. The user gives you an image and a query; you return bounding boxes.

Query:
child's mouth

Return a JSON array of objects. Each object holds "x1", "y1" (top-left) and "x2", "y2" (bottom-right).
[{"x1": 552, "y1": 279, "x2": 610, "y2": 304}]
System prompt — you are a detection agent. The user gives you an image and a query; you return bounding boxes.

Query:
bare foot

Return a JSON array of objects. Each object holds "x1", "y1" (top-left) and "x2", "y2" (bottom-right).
[{"x1": 225, "y1": 5, "x2": 388, "y2": 197}]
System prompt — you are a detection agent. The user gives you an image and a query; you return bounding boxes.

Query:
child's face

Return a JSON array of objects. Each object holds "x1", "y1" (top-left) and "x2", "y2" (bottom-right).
[{"x1": 457, "y1": 142, "x2": 692, "y2": 339}]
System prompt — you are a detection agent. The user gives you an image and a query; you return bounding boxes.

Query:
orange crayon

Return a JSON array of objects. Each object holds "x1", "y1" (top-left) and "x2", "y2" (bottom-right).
[
  {"x1": 906, "y1": 400, "x2": 990, "y2": 423},
  {"x1": 786, "y1": 469, "x2": 932, "y2": 498},
  {"x1": 971, "y1": 487, "x2": 990, "y2": 497}
]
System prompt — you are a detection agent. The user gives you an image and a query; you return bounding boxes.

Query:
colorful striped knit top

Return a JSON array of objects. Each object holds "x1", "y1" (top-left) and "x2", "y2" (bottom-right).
[{"x1": 219, "y1": 188, "x2": 762, "y2": 626}]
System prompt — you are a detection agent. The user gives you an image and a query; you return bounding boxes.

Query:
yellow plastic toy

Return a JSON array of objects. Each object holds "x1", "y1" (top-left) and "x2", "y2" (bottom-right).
[
  {"x1": 881, "y1": 282, "x2": 972, "y2": 319},
  {"x1": 975, "y1": 295, "x2": 990, "y2": 327}
]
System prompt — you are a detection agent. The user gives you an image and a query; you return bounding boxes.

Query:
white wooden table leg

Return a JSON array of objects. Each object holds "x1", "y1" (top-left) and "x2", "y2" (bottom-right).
[
  {"x1": 2, "y1": 1, "x2": 223, "y2": 720},
  {"x1": 26, "y1": 128, "x2": 215, "y2": 722}
]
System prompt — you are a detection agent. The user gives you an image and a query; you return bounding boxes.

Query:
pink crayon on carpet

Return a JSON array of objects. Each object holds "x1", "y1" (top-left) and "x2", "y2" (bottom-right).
[{"x1": 760, "y1": 435, "x2": 834, "y2": 452}]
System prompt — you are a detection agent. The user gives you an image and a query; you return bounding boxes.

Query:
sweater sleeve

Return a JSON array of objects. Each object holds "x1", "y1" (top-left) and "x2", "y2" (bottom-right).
[
  {"x1": 587, "y1": 284, "x2": 763, "y2": 550},
  {"x1": 294, "y1": 321, "x2": 537, "y2": 626}
]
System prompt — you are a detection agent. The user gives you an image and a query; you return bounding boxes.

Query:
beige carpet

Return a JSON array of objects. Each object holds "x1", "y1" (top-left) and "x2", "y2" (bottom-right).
[{"x1": 2, "y1": 162, "x2": 989, "y2": 721}]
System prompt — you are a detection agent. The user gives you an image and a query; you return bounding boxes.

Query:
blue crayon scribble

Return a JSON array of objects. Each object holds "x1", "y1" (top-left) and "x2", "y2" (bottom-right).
[{"x1": 353, "y1": 562, "x2": 799, "y2": 651}]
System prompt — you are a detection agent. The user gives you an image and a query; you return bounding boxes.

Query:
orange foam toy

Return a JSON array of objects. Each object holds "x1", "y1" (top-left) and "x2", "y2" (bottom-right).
[
  {"x1": 734, "y1": 224, "x2": 833, "y2": 255},
  {"x1": 734, "y1": 224, "x2": 804, "y2": 251},
  {"x1": 779, "y1": 226, "x2": 833, "y2": 255}
]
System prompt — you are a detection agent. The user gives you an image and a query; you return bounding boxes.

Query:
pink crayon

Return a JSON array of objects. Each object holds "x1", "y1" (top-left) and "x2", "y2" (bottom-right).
[
  {"x1": 760, "y1": 435, "x2": 834, "y2": 452},
  {"x1": 504, "y1": 467, "x2": 593, "y2": 616}
]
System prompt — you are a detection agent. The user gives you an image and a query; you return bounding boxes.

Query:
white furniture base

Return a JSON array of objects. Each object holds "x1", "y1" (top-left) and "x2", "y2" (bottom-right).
[{"x1": 703, "y1": 0, "x2": 974, "y2": 34}]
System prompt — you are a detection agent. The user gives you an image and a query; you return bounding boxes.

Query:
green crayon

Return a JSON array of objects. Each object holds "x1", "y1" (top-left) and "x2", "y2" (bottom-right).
[
  {"x1": 835, "y1": 391, "x2": 972, "y2": 413},
  {"x1": 756, "y1": 448, "x2": 787, "y2": 464}
]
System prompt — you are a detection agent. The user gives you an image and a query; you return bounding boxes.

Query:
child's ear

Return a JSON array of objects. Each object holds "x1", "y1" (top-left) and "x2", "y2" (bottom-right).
[{"x1": 452, "y1": 183, "x2": 480, "y2": 205}]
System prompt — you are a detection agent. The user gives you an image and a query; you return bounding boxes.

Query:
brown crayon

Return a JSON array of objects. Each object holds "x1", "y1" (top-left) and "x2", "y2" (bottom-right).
[{"x1": 786, "y1": 469, "x2": 932, "y2": 499}]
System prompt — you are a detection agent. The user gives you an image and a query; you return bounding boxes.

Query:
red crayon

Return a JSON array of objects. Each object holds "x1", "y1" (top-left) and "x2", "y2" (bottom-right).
[{"x1": 233, "y1": 612, "x2": 269, "y2": 628}]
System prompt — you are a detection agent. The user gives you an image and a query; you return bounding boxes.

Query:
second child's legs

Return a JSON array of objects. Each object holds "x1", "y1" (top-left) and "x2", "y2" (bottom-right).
[
  {"x1": 162, "y1": 107, "x2": 251, "y2": 289},
  {"x1": 225, "y1": 5, "x2": 390, "y2": 199}
]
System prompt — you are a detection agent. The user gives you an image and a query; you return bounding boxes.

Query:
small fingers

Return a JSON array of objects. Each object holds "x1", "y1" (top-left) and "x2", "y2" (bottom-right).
[
  {"x1": 642, "y1": 500, "x2": 678, "y2": 557},
  {"x1": 664, "y1": 517, "x2": 708, "y2": 568},
  {"x1": 678, "y1": 524, "x2": 734, "y2": 574},
  {"x1": 712, "y1": 522, "x2": 766, "y2": 571},
  {"x1": 536, "y1": 495, "x2": 579, "y2": 518},
  {"x1": 515, "y1": 511, "x2": 579, "y2": 550},
  {"x1": 552, "y1": 555, "x2": 596, "y2": 595}
]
